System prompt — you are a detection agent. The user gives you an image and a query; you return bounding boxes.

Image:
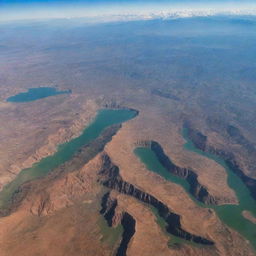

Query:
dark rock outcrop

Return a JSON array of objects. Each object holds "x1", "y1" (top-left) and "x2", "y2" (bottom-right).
[
  {"x1": 150, "y1": 141, "x2": 217, "y2": 205},
  {"x1": 100, "y1": 192, "x2": 135, "y2": 256},
  {"x1": 151, "y1": 89, "x2": 180, "y2": 101},
  {"x1": 184, "y1": 128, "x2": 207, "y2": 152},
  {"x1": 100, "y1": 192, "x2": 119, "y2": 227},
  {"x1": 0, "y1": 124, "x2": 123, "y2": 217},
  {"x1": 185, "y1": 125, "x2": 256, "y2": 200},
  {"x1": 136, "y1": 140, "x2": 217, "y2": 205},
  {"x1": 98, "y1": 154, "x2": 214, "y2": 246},
  {"x1": 209, "y1": 148, "x2": 256, "y2": 200},
  {"x1": 116, "y1": 213, "x2": 136, "y2": 256}
]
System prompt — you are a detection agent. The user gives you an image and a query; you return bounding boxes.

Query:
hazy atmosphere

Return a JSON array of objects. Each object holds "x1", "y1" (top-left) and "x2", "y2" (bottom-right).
[
  {"x1": 1, "y1": 0, "x2": 256, "y2": 22},
  {"x1": 0, "y1": 1, "x2": 256, "y2": 256}
]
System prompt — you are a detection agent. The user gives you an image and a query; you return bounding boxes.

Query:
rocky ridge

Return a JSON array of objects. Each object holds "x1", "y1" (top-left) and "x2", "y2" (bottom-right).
[
  {"x1": 98, "y1": 153, "x2": 214, "y2": 246},
  {"x1": 184, "y1": 124, "x2": 256, "y2": 201}
]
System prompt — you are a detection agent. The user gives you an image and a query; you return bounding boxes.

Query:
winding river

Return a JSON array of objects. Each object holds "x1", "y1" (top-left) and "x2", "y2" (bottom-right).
[
  {"x1": 1, "y1": 106, "x2": 255, "y2": 250},
  {"x1": 135, "y1": 129, "x2": 256, "y2": 250},
  {"x1": 0, "y1": 108, "x2": 137, "y2": 209}
]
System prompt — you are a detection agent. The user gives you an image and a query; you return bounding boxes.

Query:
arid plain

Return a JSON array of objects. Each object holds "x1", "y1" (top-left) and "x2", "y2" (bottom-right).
[{"x1": 0, "y1": 17, "x2": 256, "y2": 256}]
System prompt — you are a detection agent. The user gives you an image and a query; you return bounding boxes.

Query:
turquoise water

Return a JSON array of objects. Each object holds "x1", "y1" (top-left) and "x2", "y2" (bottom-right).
[
  {"x1": 134, "y1": 147, "x2": 211, "y2": 247},
  {"x1": 134, "y1": 147, "x2": 191, "y2": 194},
  {"x1": 182, "y1": 128, "x2": 256, "y2": 249},
  {"x1": 0, "y1": 108, "x2": 137, "y2": 208},
  {"x1": 6, "y1": 87, "x2": 71, "y2": 102},
  {"x1": 135, "y1": 131, "x2": 256, "y2": 250}
]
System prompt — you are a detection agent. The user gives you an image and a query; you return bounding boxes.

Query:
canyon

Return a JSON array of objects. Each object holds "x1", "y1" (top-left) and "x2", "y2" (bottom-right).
[{"x1": 1, "y1": 16, "x2": 256, "y2": 256}]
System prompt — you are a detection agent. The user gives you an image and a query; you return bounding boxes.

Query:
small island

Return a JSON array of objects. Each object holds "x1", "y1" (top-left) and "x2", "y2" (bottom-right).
[{"x1": 6, "y1": 87, "x2": 72, "y2": 103}]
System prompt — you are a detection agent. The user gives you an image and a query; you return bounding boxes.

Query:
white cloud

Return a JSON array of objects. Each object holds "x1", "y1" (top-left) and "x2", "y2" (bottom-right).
[{"x1": 1, "y1": 3, "x2": 256, "y2": 23}]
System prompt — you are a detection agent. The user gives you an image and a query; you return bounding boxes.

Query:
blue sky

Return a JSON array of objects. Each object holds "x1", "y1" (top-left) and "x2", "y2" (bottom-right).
[
  {"x1": 1, "y1": 0, "x2": 256, "y2": 22},
  {"x1": 1, "y1": 0, "x2": 256, "y2": 7},
  {"x1": 1, "y1": 0, "x2": 255, "y2": 5}
]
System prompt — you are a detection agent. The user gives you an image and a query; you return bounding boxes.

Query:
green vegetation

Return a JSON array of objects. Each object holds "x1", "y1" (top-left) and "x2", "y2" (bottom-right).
[
  {"x1": 98, "y1": 215, "x2": 123, "y2": 248},
  {"x1": 150, "y1": 206, "x2": 204, "y2": 248}
]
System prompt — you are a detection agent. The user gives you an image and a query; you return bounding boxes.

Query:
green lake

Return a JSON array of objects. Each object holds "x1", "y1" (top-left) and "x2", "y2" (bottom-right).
[
  {"x1": 6, "y1": 87, "x2": 71, "y2": 102},
  {"x1": 1, "y1": 105, "x2": 255, "y2": 250},
  {"x1": 0, "y1": 108, "x2": 137, "y2": 208},
  {"x1": 134, "y1": 129, "x2": 256, "y2": 250}
]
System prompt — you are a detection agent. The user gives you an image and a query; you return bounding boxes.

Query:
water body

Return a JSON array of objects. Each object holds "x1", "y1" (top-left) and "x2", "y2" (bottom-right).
[
  {"x1": 135, "y1": 131, "x2": 256, "y2": 249},
  {"x1": 134, "y1": 147, "x2": 204, "y2": 247},
  {"x1": 182, "y1": 128, "x2": 256, "y2": 249},
  {"x1": 0, "y1": 108, "x2": 137, "y2": 208},
  {"x1": 6, "y1": 87, "x2": 71, "y2": 102}
]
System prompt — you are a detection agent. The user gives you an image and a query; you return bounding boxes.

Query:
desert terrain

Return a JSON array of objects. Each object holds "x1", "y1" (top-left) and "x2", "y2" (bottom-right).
[{"x1": 0, "y1": 17, "x2": 256, "y2": 255}]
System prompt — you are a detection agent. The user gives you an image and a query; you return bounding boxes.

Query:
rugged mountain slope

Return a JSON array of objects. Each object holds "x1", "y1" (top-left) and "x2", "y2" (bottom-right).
[{"x1": 1, "y1": 18, "x2": 256, "y2": 256}]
